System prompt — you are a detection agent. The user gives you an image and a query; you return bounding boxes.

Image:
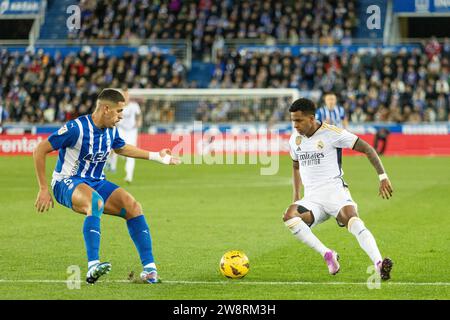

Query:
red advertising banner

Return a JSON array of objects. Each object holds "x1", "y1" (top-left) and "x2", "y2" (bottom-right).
[
  {"x1": 137, "y1": 133, "x2": 450, "y2": 156},
  {"x1": 1, "y1": 133, "x2": 450, "y2": 156},
  {"x1": 0, "y1": 135, "x2": 47, "y2": 155}
]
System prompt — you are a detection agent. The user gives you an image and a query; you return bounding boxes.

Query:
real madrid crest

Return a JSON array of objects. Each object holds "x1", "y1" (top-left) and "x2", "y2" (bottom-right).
[
  {"x1": 295, "y1": 136, "x2": 302, "y2": 145},
  {"x1": 317, "y1": 140, "x2": 324, "y2": 150}
]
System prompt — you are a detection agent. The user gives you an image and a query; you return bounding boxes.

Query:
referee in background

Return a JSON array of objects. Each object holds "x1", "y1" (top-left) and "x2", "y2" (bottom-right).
[{"x1": 315, "y1": 92, "x2": 348, "y2": 129}]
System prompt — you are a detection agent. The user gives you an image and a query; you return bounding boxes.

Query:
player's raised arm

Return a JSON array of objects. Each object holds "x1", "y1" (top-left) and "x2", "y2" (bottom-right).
[
  {"x1": 33, "y1": 139, "x2": 55, "y2": 213},
  {"x1": 114, "y1": 144, "x2": 181, "y2": 165},
  {"x1": 352, "y1": 138, "x2": 393, "y2": 199}
]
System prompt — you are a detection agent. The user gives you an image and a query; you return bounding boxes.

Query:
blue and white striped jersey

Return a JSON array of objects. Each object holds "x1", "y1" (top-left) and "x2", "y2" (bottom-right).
[
  {"x1": 315, "y1": 105, "x2": 346, "y2": 128},
  {"x1": 48, "y1": 114, "x2": 125, "y2": 182}
]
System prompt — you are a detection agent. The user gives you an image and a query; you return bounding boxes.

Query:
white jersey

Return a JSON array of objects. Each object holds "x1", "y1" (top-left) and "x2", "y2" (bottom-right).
[
  {"x1": 289, "y1": 122, "x2": 359, "y2": 191},
  {"x1": 117, "y1": 101, "x2": 141, "y2": 132}
]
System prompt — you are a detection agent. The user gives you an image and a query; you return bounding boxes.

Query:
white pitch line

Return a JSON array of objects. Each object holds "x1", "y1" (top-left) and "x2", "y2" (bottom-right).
[{"x1": 0, "y1": 279, "x2": 450, "y2": 286}]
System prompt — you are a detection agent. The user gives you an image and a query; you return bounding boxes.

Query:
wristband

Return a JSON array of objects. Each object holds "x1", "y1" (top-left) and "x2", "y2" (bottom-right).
[
  {"x1": 149, "y1": 152, "x2": 171, "y2": 164},
  {"x1": 378, "y1": 173, "x2": 388, "y2": 181}
]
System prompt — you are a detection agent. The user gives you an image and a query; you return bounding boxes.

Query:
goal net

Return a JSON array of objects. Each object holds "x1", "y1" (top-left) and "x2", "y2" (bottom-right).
[
  {"x1": 127, "y1": 88, "x2": 319, "y2": 169},
  {"x1": 128, "y1": 88, "x2": 311, "y2": 133}
]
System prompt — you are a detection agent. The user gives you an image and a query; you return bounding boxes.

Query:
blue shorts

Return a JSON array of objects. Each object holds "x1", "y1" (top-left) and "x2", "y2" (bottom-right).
[{"x1": 52, "y1": 177, "x2": 120, "y2": 209}]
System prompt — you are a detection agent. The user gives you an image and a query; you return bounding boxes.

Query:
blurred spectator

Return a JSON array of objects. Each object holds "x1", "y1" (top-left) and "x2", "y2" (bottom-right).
[
  {"x1": 425, "y1": 36, "x2": 442, "y2": 60},
  {"x1": 350, "y1": 106, "x2": 367, "y2": 123},
  {"x1": 160, "y1": 101, "x2": 175, "y2": 122}
]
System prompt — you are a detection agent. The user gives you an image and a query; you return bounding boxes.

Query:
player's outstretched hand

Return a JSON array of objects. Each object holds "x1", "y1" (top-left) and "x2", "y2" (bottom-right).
[
  {"x1": 35, "y1": 189, "x2": 54, "y2": 213},
  {"x1": 379, "y1": 178, "x2": 393, "y2": 200},
  {"x1": 159, "y1": 149, "x2": 182, "y2": 165}
]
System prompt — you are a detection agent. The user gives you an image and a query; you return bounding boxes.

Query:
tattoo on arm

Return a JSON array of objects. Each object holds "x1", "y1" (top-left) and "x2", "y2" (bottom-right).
[
  {"x1": 293, "y1": 160, "x2": 299, "y2": 170},
  {"x1": 352, "y1": 139, "x2": 385, "y2": 175}
]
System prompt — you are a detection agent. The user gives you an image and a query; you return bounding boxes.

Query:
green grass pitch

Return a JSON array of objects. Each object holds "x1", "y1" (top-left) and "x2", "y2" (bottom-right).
[{"x1": 0, "y1": 155, "x2": 449, "y2": 299}]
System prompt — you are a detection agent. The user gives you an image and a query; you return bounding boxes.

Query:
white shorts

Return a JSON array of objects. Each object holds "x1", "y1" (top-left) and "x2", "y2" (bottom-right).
[
  {"x1": 118, "y1": 128, "x2": 138, "y2": 146},
  {"x1": 295, "y1": 180, "x2": 358, "y2": 228}
]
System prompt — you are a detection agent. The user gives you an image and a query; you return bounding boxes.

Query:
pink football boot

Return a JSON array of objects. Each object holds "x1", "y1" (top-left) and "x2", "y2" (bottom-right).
[{"x1": 324, "y1": 250, "x2": 340, "y2": 275}]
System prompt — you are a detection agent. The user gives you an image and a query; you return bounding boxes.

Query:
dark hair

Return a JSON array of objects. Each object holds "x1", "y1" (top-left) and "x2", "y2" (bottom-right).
[
  {"x1": 289, "y1": 98, "x2": 316, "y2": 116},
  {"x1": 97, "y1": 88, "x2": 125, "y2": 103},
  {"x1": 323, "y1": 91, "x2": 336, "y2": 97}
]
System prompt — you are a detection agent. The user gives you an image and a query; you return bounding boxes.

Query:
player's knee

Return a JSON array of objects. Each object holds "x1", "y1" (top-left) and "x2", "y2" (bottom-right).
[
  {"x1": 283, "y1": 204, "x2": 301, "y2": 222},
  {"x1": 338, "y1": 211, "x2": 358, "y2": 228},
  {"x1": 132, "y1": 201, "x2": 142, "y2": 215},
  {"x1": 124, "y1": 200, "x2": 142, "y2": 219},
  {"x1": 91, "y1": 192, "x2": 104, "y2": 218}
]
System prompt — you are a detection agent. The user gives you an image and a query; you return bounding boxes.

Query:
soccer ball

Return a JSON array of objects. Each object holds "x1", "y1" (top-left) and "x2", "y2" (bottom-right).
[{"x1": 219, "y1": 250, "x2": 249, "y2": 279}]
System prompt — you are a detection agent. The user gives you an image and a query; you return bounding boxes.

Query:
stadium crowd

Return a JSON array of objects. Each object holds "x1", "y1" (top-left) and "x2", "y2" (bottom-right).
[
  {"x1": 1, "y1": 39, "x2": 449, "y2": 125},
  {"x1": 0, "y1": 48, "x2": 186, "y2": 124},
  {"x1": 72, "y1": 0, "x2": 358, "y2": 60},
  {"x1": 2, "y1": 0, "x2": 449, "y2": 127},
  {"x1": 204, "y1": 37, "x2": 450, "y2": 123}
]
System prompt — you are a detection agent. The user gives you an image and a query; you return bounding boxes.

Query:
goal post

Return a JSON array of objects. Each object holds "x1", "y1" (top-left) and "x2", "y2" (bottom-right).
[{"x1": 128, "y1": 88, "x2": 301, "y2": 100}]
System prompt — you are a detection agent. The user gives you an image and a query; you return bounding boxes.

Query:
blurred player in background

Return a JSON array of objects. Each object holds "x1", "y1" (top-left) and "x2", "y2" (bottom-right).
[
  {"x1": 108, "y1": 87, "x2": 142, "y2": 183},
  {"x1": 374, "y1": 127, "x2": 390, "y2": 156},
  {"x1": 33, "y1": 89, "x2": 180, "y2": 285},
  {"x1": 283, "y1": 98, "x2": 393, "y2": 280},
  {"x1": 315, "y1": 92, "x2": 348, "y2": 129}
]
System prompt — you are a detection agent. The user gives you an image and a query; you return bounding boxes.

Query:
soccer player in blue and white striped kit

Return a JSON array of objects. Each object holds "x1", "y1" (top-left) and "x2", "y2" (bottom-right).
[
  {"x1": 315, "y1": 92, "x2": 348, "y2": 129},
  {"x1": 33, "y1": 89, "x2": 181, "y2": 284}
]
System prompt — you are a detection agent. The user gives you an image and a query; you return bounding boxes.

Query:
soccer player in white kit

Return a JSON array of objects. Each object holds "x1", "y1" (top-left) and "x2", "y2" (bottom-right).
[
  {"x1": 283, "y1": 98, "x2": 394, "y2": 280},
  {"x1": 109, "y1": 88, "x2": 142, "y2": 183}
]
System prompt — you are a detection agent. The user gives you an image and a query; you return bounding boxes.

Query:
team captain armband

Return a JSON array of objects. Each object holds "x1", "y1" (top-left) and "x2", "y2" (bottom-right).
[{"x1": 148, "y1": 152, "x2": 172, "y2": 164}]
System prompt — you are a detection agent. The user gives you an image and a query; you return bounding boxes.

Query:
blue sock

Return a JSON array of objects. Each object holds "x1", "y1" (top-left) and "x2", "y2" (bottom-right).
[
  {"x1": 127, "y1": 215, "x2": 154, "y2": 267},
  {"x1": 83, "y1": 216, "x2": 101, "y2": 263}
]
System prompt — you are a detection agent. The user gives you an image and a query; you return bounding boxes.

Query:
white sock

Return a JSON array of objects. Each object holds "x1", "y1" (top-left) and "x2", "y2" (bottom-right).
[
  {"x1": 348, "y1": 217, "x2": 382, "y2": 265},
  {"x1": 284, "y1": 217, "x2": 329, "y2": 256},
  {"x1": 88, "y1": 260, "x2": 100, "y2": 269},
  {"x1": 125, "y1": 157, "x2": 135, "y2": 181},
  {"x1": 143, "y1": 262, "x2": 157, "y2": 271}
]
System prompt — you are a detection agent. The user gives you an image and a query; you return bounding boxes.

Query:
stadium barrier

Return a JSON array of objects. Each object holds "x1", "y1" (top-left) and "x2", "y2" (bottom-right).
[
  {"x1": 1, "y1": 133, "x2": 449, "y2": 156},
  {"x1": 2, "y1": 39, "x2": 192, "y2": 68},
  {"x1": 235, "y1": 44, "x2": 422, "y2": 56}
]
